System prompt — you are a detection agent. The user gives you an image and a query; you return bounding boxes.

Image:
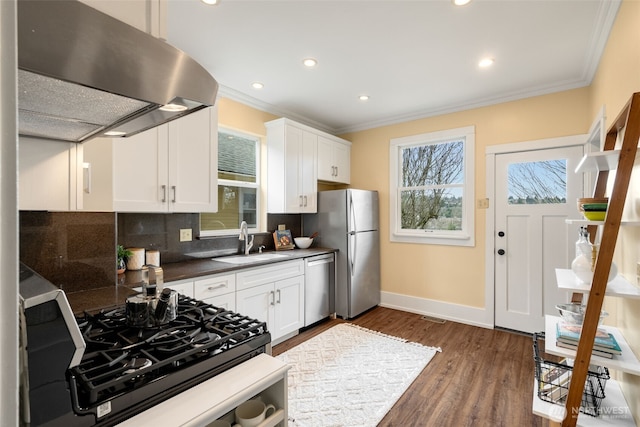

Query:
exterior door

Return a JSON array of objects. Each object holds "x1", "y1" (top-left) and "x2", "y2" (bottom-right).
[{"x1": 494, "y1": 145, "x2": 583, "y2": 333}]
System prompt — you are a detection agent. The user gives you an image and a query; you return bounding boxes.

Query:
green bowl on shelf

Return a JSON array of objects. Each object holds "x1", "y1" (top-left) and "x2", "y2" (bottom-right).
[
  {"x1": 582, "y1": 202, "x2": 608, "y2": 211},
  {"x1": 583, "y1": 211, "x2": 606, "y2": 221}
]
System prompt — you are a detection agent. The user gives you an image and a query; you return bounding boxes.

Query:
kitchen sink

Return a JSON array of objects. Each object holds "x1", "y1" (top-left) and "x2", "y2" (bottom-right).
[{"x1": 214, "y1": 253, "x2": 289, "y2": 264}]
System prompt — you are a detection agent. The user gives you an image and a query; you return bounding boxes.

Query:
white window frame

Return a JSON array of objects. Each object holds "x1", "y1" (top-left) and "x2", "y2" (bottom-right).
[
  {"x1": 389, "y1": 125, "x2": 475, "y2": 246},
  {"x1": 200, "y1": 127, "x2": 261, "y2": 237}
]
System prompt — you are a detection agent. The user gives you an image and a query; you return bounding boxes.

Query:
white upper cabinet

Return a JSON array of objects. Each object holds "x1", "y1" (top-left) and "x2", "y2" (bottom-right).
[
  {"x1": 266, "y1": 119, "x2": 317, "y2": 213},
  {"x1": 317, "y1": 135, "x2": 351, "y2": 184},
  {"x1": 83, "y1": 106, "x2": 218, "y2": 213},
  {"x1": 79, "y1": 0, "x2": 166, "y2": 38},
  {"x1": 19, "y1": 138, "x2": 83, "y2": 211}
]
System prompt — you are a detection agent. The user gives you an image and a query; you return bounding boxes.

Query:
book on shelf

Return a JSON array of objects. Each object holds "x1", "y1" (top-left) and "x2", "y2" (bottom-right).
[
  {"x1": 555, "y1": 340, "x2": 616, "y2": 359},
  {"x1": 555, "y1": 322, "x2": 622, "y2": 351},
  {"x1": 556, "y1": 322, "x2": 620, "y2": 351}
]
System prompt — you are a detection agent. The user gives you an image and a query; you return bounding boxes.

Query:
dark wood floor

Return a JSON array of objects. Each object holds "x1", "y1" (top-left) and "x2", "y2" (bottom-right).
[{"x1": 272, "y1": 306, "x2": 550, "y2": 427}]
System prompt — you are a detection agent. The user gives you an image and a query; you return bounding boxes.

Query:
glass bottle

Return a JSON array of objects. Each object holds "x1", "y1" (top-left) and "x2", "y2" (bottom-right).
[{"x1": 572, "y1": 227, "x2": 593, "y2": 284}]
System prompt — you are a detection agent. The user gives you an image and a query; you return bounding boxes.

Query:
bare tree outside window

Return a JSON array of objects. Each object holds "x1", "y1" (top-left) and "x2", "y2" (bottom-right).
[
  {"x1": 507, "y1": 160, "x2": 567, "y2": 204},
  {"x1": 400, "y1": 140, "x2": 464, "y2": 230}
]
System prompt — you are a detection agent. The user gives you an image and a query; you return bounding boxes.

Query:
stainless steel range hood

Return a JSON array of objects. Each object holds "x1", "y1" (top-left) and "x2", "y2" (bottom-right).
[{"x1": 18, "y1": 0, "x2": 218, "y2": 143}]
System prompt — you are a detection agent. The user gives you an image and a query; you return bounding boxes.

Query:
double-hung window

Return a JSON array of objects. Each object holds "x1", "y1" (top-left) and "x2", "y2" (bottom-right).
[
  {"x1": 389, "y1": 126, "x2": 475, "y2": 246},
  {"x1": 200, "y1": 128, "x2": 260, "y2": 236}
]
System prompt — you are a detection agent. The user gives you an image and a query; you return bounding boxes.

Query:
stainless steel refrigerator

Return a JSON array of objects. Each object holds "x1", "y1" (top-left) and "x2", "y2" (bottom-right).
[{"x1": 303, "y1": 189, "x2": 380, "y2": 319}]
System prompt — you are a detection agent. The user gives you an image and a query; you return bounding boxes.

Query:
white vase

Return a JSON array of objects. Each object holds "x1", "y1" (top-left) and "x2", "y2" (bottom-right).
[
  {"x1": 571, "y1": 255, "x2": 618, "y2": 284},
  {"x1": 571, "y1": 254, "x2": 593, "y2": 284}
]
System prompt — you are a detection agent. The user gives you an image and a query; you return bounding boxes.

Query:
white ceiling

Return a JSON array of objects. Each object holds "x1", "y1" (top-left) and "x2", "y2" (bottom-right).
[{"x1": 166, "y1": 0, "x2": 621, "y2": 135}]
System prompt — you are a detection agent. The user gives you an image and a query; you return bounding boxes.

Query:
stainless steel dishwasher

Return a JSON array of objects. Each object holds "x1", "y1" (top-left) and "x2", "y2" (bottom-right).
[{"x1": 304, "y1": 253, "x2": 335, "y2": 326}]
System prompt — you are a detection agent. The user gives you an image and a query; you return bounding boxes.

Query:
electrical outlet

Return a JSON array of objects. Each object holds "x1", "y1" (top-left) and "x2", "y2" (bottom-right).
[
  {"x1": 477, "y1": 198, "x2": 489, "y2": 209},
  {"x1": 278, "y1": 224, "x2": 286, "y2": 231},
  {"x1": 179, "y1": 228, "x2": 192, "y2": 242}
]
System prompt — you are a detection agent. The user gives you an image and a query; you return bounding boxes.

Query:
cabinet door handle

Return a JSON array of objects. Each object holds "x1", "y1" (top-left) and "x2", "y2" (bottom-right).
[
  {"x1": 299, "y1": 195, "x2": 303, "y2": 207},
  {"x1": 276, "y1": 289, "x2": 281, "y2": 304},
  {"x1": 171, "y1": 185, "x2": 176, "y2": 203},
  {"x1": 83, "y1": 162, "x2": 91, "y2": 194},
  {"x1": 335, "y1": 166, "x2": 338, "y2": 177},
  {"x1": 161, "y1": 185, "x2": 167, "y2": 203},
  {"x1": 270, "y1": 290, "x2": 275, "y2": 306},
  {"x1": 304, "y1": 195, "x2": 308, "y2": 207}
]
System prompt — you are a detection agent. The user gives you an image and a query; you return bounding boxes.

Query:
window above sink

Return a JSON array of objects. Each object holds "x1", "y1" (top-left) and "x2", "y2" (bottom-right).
[{"x1": 200, "y1": 128, "x2": 260, "y2": 237}]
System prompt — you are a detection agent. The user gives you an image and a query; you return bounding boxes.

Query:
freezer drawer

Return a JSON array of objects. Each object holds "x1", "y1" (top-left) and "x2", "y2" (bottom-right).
[{"x1": 304, "y1": 253, "x2": 335, "y2": 327}]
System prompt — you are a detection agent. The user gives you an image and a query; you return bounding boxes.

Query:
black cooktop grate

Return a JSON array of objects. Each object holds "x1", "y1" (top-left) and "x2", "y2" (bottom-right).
[{"x1": 69, "y1": 294, "x2": 269, "y2": 411}]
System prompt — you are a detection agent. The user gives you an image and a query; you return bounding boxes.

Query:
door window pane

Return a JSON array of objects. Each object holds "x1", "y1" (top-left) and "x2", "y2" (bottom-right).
[{"x1": 507, "y1": 160, "x2": 567, "y2": 204}]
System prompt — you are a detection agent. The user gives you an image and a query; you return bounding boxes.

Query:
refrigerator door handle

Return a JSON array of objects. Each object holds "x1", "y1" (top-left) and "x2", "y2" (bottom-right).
[
  {"x1": 348, "y1": 192, "x2": 357, "y2": 275},
  {"x1": 349, "y1": 192, "x2": 356, "y2": 233},
  {"x1": 349, "y1": 231, "x2": 356, "y2": 275}
]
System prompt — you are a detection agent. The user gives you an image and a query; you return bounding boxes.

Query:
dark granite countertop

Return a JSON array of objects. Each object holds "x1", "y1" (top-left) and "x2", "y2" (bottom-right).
[{"x1": 67, "y1": 248, "x2": 336, "y2": 313}]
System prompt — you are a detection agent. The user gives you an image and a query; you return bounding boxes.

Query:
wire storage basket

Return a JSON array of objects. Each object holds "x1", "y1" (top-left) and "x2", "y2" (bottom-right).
[{"x1": 533, "y1": 332, "x2": 610, "y2": 417}]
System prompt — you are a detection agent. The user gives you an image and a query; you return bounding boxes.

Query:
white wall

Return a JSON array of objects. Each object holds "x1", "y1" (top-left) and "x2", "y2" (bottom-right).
[{"x1": 1, "y1": 0, "x2": 19, "y2": 425}]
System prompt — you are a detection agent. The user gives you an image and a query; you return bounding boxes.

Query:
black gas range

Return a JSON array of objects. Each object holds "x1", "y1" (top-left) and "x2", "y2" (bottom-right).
[{"x1": 20, "y1": 267, "x2": 271, "y2": 427}]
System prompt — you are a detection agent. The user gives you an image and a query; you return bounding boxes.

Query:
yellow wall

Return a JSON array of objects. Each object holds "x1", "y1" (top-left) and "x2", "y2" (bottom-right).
[
  {"x1": 587, "y1": 0, "x2": 640, "y2": 419},
  {"x1": 341, "y1": 89, "x2": 590, "y2": 307},
  {"x1": 217, "y1": 98, "x2": 278, "y2": 229},
  {"x1": 218, "y1": 98, "x2": 278, "y2": 137},
  {"x1": 218, "y1": 1, "x2": 640, "y2": 418}
]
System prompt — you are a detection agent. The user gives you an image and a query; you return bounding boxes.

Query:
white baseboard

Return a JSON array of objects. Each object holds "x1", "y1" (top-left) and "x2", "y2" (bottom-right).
[{"x1": 380, "y1": 291, "x2": 494, "y2": 329}]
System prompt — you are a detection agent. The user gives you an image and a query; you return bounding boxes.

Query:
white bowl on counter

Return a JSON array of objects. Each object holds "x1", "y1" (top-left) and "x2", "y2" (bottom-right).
[{"x1": 294, "y1": 237, "x2": 314, "y2": 249}]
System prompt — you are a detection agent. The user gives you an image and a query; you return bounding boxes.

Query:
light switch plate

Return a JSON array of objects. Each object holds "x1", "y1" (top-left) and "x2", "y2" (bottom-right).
[
  {"x1": 477, "y1": 198, "x2": 489, "y2": 209},
  {"x1": 180, "y1": 228, "x2": 192, "y2": 242}
]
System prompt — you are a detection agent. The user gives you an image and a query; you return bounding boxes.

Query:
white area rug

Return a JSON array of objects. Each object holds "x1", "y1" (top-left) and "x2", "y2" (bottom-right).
[{"x1": 276, "y1": 323, "x2": 441, "y2": 427}]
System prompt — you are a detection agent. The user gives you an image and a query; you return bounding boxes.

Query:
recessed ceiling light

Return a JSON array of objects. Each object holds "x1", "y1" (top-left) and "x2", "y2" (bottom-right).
[
  {"x1": 452, "y1": 0, "x2": 471, "y2": 5},
  {"x1": 478, "y1": 57, "x2": 494, "y2": 68},
  {"x1": 303, "y1": 58, "x2": 318, "y2": 68},
  {"x1": 252, "y1": 82, "x2": 264, "y2": 90},
  {"x1": 359, "y1": 95, "x2": 370, "y2": 101},
  {"x1": 201, "y1": 0, "x2": 219, "y2": 5}
]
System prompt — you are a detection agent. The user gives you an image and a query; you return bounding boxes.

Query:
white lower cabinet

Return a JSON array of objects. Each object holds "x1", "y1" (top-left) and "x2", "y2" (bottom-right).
[
  {"x1": 194, "y1": 273, "x2": 236, "y2": 312},
  {"x1": 164, "y1": 279, "x2": 195, "y2": 298},
  {"x1": 166, "y1": 273, "x2": 236, "y2": 312},
  {"x1": 166, "y1": 260, "x2": 306, "y2": 344},
  {"x1": 236, "y1": 261, "x2": 305, "y2": 344}
]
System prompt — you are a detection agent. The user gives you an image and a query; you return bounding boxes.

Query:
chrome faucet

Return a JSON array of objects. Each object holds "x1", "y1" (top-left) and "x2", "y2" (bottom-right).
[{"x1": 239, "y1": 221, "x2": 254, "y2": 255}]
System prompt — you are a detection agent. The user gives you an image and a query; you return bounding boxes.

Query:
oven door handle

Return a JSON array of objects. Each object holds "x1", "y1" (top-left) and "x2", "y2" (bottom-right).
[{"x1": 68, "y1": 373, "x2": 95, "y2": 416}]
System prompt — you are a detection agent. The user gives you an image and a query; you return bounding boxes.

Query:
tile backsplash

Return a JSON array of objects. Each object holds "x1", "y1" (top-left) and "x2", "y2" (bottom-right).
[
  {"x1": 20, "y1": 211, "x2": 116, "y2": 292},
  {"x1": 20, "y1": 211, "x2": 304, "y2": 292}
]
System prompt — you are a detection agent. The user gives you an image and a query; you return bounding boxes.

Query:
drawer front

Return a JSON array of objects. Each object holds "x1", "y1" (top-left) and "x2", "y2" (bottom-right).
[
  {"x1": 165, "y1": 279, "x2": 194, "y2": 298},
  {"x1": 202, "y1": 292, "x2": 236, "y2": 312},
  {"x1": 236, "y1": 260, "x2": 304, "y2": 291},
  {"x1": 194, "y1": 273, "x2": 236, "y2": 300}
]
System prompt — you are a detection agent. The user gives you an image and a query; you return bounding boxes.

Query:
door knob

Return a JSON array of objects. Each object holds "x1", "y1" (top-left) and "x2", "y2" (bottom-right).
[
  {"x1": 497, "y1": 249, "x2": 505, "y2": 255},
  {"x1": 498, "y1": 231, "x2": 505, "y2": 237}
]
